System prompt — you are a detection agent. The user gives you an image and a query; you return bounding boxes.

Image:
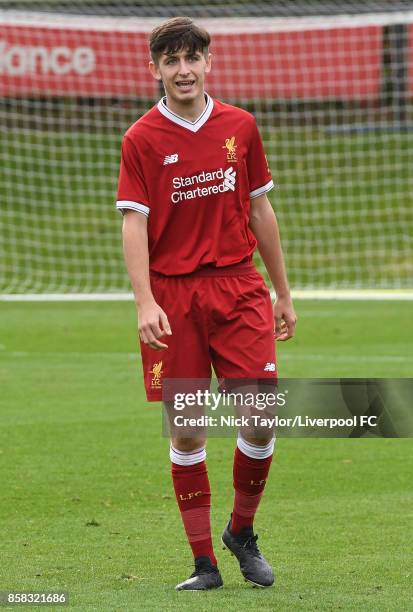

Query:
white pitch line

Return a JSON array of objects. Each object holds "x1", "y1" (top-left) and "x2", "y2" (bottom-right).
[
  {"x1": 2, "y1": 351, "x2": 408, "y2": 364},
  {"x1": 1, "y1": 290, "x2": 413, "y2": 301},
  {"x1": 0, "y1": 293, "x2": 134, "y2": 302},
  {"x1": 1, "y1": 351, "x2": 138, "y2": 358},
  {"x1": 288, "y1": 290, "x2": 413, "y2": 301}
]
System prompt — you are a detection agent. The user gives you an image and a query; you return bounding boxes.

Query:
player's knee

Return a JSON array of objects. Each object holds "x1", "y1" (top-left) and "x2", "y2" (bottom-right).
[
  {"x1": 241, "y1": 433, "x2": 274, "y2": 446},
  {"x1": 171, "y1": 436, "x2": 207, "y2": 452}
]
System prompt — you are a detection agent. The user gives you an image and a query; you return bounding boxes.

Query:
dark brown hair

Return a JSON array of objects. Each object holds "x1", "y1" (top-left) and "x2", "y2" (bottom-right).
[{"x1": 149, "y1": 17, "x2": 211, "y2": 64}]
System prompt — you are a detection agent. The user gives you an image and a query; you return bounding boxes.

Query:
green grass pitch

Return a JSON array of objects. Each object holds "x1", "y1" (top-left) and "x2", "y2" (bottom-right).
[{"x1": 1, "y1": 299, "x2": 412, "y2": 610}]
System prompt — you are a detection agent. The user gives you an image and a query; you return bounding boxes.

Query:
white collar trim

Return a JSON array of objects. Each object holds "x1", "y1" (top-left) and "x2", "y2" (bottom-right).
[{"x1": 157, "y1": 93, "x2": 213, "y2": 133}]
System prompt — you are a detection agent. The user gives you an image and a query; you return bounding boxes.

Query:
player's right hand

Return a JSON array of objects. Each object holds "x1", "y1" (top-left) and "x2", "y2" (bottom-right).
[{"x1": 137, "y1": 300, "x2": 172, "y2": 350}]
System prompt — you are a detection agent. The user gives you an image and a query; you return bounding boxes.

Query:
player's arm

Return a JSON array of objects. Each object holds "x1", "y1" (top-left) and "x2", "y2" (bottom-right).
[
  {"x1": 249, "y1": 194, "x2": 297, "y2": 341},
  {"x1": 122, "y1": 210, "x2": 171, "y2": 350}
]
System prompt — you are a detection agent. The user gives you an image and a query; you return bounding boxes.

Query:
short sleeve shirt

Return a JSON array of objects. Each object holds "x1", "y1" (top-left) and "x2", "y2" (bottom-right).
[{"x1": 116, "y1": 94, "x2": 274, "y2": 275}]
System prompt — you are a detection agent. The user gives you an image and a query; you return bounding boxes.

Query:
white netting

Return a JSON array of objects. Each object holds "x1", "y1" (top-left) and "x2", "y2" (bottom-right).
[{"x1": 1, "y1": 2, "x2": 412, "y2": 293}]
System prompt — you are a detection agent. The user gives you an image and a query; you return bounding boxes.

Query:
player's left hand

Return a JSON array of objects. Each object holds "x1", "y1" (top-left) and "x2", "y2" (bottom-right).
[{"x1": 273, "y1": 295, "x2": 297, "y2": 341}]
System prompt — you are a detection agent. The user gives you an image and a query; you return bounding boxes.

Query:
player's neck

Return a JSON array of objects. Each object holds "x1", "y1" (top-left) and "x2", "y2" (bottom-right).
[{"x1": 164, "y1": 93, "x2": 207, "y2": 122}]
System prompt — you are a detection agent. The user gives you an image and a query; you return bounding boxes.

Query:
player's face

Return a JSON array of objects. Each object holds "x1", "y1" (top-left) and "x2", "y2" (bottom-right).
[{"x1": 150, "y1": 49, "x2": 211, "y2": 105}]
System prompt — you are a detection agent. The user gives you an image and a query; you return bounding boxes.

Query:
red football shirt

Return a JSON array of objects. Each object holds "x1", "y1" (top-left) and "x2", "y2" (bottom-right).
[{"x1": 116, "y1": 94, "x2": 274, "y2": 275}]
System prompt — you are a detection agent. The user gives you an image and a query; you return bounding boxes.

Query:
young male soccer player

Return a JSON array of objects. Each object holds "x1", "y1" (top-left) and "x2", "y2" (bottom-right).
[{"x1": 116, "y1": 17, "x2": 297, "y2": 591}]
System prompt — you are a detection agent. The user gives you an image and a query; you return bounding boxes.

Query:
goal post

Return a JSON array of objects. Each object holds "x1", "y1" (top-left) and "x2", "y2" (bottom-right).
[{"x1": 1, "y1": 5, "x2": 412, "y2": 296}]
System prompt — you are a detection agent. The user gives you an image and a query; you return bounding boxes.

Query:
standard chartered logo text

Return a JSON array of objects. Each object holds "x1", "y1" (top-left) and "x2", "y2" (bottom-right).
[{"x1": 171, "y1": 167, "x2": 236, "y2": 204}]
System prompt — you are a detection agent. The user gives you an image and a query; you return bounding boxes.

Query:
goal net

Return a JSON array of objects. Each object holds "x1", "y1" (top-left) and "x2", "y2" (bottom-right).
[{"x1": 1, "y1": 1, "x2": 413, "y2": 294}]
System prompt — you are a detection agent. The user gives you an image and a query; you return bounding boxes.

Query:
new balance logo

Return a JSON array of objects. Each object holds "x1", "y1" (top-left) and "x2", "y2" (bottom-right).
[
  {"x1": 163, "y1": 153, "x2": 179, "y2": 165},
  {"x1": 223, "y1": 166, "x2": 236, "y2": 192},
  {"x1": 264, "y1": 362, "x2": 276, "y2": 372}
]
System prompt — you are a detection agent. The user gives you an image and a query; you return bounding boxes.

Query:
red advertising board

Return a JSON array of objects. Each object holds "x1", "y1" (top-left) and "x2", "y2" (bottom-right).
[
  {"x1": 408, "y1": 24, "x2": 413, "y2": 94},
  {"x1": 0, "y1": 20, "x2": 382, "y2": 99},
  {"x1": 0, "y1": 25, "x2": 158, "y2": 97},
  {"x1": 211, "y1": 26, "x2": 382, "y2": 99}
]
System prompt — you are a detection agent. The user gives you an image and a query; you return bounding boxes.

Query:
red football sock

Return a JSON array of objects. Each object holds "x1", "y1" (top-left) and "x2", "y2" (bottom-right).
[
  {"x1": 231, "y1": 446, "x2": 273, "y2": 534},
  {"x1": 171, "y1": 460, "x2": 217, "y2": 566}
]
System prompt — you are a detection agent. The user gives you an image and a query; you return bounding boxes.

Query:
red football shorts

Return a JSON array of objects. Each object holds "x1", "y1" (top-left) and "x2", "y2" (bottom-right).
[{"x1": 140, "y1": 262, "x2": 277, "y2": 401}]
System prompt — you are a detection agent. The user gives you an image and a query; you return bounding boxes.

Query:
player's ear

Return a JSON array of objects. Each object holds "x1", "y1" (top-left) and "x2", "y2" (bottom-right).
[
  {"x1": 205, "y1": 52, "x2": 212, "y2": 74},
  {"x1": 149, "y1": 60, "x2": 162, "y2": 81}
]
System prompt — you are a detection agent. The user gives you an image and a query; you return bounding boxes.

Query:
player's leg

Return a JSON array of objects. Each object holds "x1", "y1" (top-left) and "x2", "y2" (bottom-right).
[
  {"x1": 168, "y1": 431, "x2": 222, "y2": 591},
  {"x1": 222, "y1": 395, "x2": 276, "y2": 588},
  {"x1": 230, "y1": 392, "x2": 276, "y2": 537},
  {"x1": 209, "y1": 271, "x2": 277, "y2": 587},
  {"x1": 231, "y1": 428, "x2": 275, "y2": 536},
  {"x1": 164, "y1": 398, "x2": 221, "y2": 590},
  {"x1": 139, "y1": 275, "x2": 221, "y2": 590},
  {"x1": 166, "y1": 417, "x2": 214, "y2": 567}
]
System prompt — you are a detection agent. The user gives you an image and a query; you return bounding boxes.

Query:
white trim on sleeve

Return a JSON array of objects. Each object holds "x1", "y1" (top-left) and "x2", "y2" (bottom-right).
[
  {"x1": 116, "y1": 200, "x2": 150, "y2": 216},
  {"x1": 250, "y1": 179, "x2": 275, "y2": 199}
]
